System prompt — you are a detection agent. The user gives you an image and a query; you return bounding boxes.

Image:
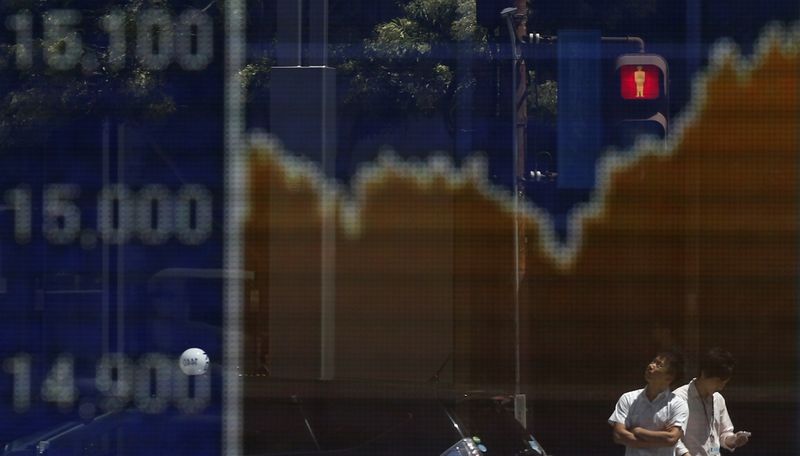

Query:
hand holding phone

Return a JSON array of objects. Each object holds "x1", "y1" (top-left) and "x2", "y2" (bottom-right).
[{"x1": 733, "y1": 431, "x2": 751, "y2": 447}]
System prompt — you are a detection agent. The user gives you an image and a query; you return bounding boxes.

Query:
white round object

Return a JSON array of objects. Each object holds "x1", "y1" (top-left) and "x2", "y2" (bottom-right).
[{"x1": 179, "y1": 348, "x2": 210, "y2": 376}]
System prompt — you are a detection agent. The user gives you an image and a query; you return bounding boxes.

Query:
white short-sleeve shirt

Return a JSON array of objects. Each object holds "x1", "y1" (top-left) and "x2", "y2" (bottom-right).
[
  {"x1": 609, "y1": 387, "x2": 689, "y2": 456},
  {"x1": 673, "y1": 379, "x2": 735, "y2": 456}
]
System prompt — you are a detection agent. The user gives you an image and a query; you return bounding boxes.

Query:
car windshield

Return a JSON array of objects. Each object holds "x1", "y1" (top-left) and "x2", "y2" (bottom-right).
[
  {"x1": 243, "y1": 393, "x2": 543, "y2": 455},
  {"x1": 247, "y1": 397, "x2": 461, "y2": 455},
  {"x1": 447, "y1": 399, "x2": 538, "y2": 455}
]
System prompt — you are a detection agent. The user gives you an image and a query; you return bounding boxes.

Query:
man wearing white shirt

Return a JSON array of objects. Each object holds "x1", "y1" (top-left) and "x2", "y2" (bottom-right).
[
  {"x1": 674, "y1": 348, "x2": 751, "y2": 456},
  {"x1": 609, "y1": 350, "x2": 690, "y2": 456}
]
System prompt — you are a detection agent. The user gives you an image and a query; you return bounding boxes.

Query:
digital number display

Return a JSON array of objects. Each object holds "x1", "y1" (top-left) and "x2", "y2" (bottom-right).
[
  {"x1": 4, "y1": 352, "x2": 210, "y2": 415},
  {"x1": 4, "y1": 8, "x2": 214, "y2": 72},
  {"x1": 4, "y1": 184, "x2": 213, "y2": 246},
  {"x1": 0, "y1": 1, "x2": 236, "y2": 454}
]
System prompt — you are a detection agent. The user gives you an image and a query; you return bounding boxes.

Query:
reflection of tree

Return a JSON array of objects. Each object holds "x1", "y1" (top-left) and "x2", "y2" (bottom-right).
[
  {"x1": 528, "y1": 71, "x2": 557, "y2": 120},
  {"x1": 242, "y1": 0, "x2": 560, "y2": 152},
  {"x1": 240, "y1": 54, "x2": 273, "y2": 100},
  {"x1": 337, "y1": 0, "x2": 487, "y2": 142},
  {"x1": 0, "y1": 1, "x2": 222, "y2": 149}
]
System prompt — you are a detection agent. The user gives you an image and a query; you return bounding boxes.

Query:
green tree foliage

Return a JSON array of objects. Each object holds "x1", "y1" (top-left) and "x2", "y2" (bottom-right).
[
  {"x1": 529, "y1": 72, "x2": 557, "y2": 119},
  {"x1": 0, "y1": 0, "x2": 217, "y2": 146},
  {"x1": 240, "y1": 54, "x2": 274, "y2": 99},
  {"x1": 337, "y1": 0, "x2": 486, "y2": 125}
]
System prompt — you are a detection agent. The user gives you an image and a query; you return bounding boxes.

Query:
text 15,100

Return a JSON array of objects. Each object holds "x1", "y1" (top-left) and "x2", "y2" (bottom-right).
[{"x1": 5, "y1": 8, "x2": 214, "y2": 72}]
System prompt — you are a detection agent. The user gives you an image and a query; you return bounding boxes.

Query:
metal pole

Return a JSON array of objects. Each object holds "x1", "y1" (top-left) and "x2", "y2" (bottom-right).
[
  {"x1": 308, "y1": 0, "x2": 329, "y2": 66},
  {"x1": 600, "y1": 36, "x2": 646, "y2": 53},
  {"x1": 513, "y1": 0, "x2": 529, "y2": 424},
  {"x1": 501, "y1": 7, "x2": 519, "y2": 388},
  {"x1": 276, "y1": 0, "x2": 302, "y2": 66},
  {"x1": 502, "y1": 2, "x2": 528, "y2": 429}
]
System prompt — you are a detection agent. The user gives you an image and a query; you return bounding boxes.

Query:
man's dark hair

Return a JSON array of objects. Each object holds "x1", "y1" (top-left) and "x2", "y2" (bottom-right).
[
  {"x1": 657, "y1": 349, "x2": 685, "y2": 386},
  {"x1": 699, "y1": 347, "x2": 736, "y2": 380}
]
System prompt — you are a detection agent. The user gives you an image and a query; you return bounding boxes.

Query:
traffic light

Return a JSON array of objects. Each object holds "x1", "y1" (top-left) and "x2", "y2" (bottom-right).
[{"x1": 613, "y1": 53, "x2": 669, "y2": 148}]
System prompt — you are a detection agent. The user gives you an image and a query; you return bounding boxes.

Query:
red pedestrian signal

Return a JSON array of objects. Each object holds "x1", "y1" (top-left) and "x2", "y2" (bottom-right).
[
  {"x1": 616, "y1": 54, "x2": 668, "y2": 100},
  {"x1": 619, "y1": 64, "x2": 661, "y2": 99},
  {"x1": 612, "y1": 53, "x2": 670, "y2": 147}
]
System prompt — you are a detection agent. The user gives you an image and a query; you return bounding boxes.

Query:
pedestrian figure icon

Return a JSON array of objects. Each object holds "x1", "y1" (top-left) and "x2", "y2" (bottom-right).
[{"x1": 635, "y1": 66, "x2": 646, "y2": 97}]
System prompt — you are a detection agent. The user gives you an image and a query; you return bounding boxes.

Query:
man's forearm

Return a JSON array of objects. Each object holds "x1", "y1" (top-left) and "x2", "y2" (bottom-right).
[
  {"x1": 615, "y1": 428, "x2": 646, "y2": 448},
  {"x1": 614, "y1": 429, "x2": 671, "y2": 449},
  {"x1": 632, "y1": 427, "x2": 681, "y2": 446}
]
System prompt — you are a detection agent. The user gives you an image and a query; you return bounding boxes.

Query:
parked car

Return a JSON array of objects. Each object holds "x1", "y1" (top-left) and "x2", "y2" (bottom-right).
[{"x1": 243, "y1": 379, "x2": 547, "y2": 456}]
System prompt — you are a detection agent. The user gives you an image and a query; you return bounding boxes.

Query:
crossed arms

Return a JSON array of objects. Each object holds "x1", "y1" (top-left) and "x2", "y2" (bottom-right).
[{"x1": 612, "y1": 422, "x2": 683, "y2": 449}]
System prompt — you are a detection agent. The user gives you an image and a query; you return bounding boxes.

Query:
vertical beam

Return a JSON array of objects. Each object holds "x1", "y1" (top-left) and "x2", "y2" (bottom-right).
[
  {"x1": 224, "y1": 0, "x2": 246, "y2": 454},
  {"x1": 308, "y1": 0, "x2": 329, "y2": 66},
  {"x1": 270, "y1": 0, "x2": 337, "y2": 382},
  {"x1": 513, "y1": 0, "x2": 528, "y2": 184},
  {"x1": 276, "y1": 0, "x2": 302, "y2": 66},
  {"x1": 102, "y1": 118, "x2": 111, "y2": 357},
  {"x1": 268, "y1": 66, "x2": 336, "y2": 381},
  {"x1": 314, "y1": 0, "x2": 335, "y2": 377},
  {"x1": 116, "y1": 123, "x2": 125, "y2": 356},
  {"x1": 512, "y1": 0, "x2": 528, "y2": 430}
]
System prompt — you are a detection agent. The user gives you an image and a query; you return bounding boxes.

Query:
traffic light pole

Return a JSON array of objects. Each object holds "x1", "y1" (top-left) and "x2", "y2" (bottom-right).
[
  {"x1": 601, "y1": 36, "x2": 646, "y2": 53},
  {"x1": 531, "y1": 33, "x2": 647, "y2": 53},
  {"x1": 501, "y1": 0, "x2": 528, "y2": 429}
]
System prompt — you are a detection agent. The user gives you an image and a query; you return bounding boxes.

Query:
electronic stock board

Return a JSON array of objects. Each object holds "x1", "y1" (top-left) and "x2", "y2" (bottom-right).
[{"x1": 0, "y1": 1, "x2": 246, "y2": 454}]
